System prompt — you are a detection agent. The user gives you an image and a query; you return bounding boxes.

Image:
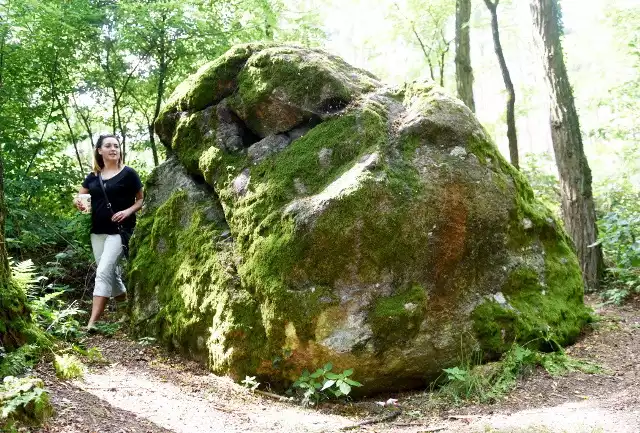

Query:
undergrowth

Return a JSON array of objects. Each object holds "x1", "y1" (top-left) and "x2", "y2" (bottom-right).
[
  {"x1": 289, "y1": 363, "x2": 363, "y2": 406},
  {"x1": 1, "y1": 260, "x2": 90, "y2": 430},
  {"x1": 522, "y1": 152, "x2": 640, "y2": 305},
  {"x1": 0, "y1": 376, "x2": 53, "y2": 431},
  {"x1": 437, "y1": 344, "x2": 601, "y2": 404},
  {"x1": 53, "y1": 354, "x2": 85, "y2": 380}
]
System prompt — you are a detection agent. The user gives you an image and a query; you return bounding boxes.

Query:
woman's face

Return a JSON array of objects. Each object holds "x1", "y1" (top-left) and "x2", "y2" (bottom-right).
[{"x1": 98, "y1": 137, "x2": 121, "y2": 164}]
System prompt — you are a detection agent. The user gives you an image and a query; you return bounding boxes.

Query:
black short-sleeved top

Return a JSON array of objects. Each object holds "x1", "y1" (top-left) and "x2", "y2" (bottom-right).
[{"x1": 82, "y1": 166, "x2": 143, "y2": 235}]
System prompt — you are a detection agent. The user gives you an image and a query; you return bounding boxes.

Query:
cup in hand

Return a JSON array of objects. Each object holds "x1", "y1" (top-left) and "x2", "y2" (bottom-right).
[{"x1": 75, "y1": 193, "x2": 91, "y2": 214}]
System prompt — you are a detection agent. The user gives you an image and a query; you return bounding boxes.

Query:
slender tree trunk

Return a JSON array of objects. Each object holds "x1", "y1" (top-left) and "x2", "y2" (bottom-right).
[
  {"x1": 114, "y1": 98, "x2": 126, "y2": 162},
  {"x1": 149, "y1": 24, "x2": 168, "y2": 168},
  {"x1": 393, "y1": 2, "x2": 436, "y2": 82},
  {"x1": 484, "y1": 0, "x2": 519, "y2": 169},
  {"x1": 150, "y1": 64, "x2": 166, "y2": 166},
  {"x1": 48, "y1": 54, "x2": 85, "y2": 176},
  {"x1": 0, "y1": 152, "x2": 9, "y2": 288},
  {"x1": 72, "y1": 92, "x2": 95, "y2": 149},
  {"x1": 455, "y1": 0, "x2": 475, "y2": 112},
  {"x1": 530, "y1": 0, "x2": 604, "y2": 292},
  {"x1": 56, "y1": 97, "x2": 85, "y2": 177},
  {"x1": 24, "y1": 109, "x2": 54, "y2": 176},
  {"x1": 0, "y1": 4, "x2": 11, "y2": 277},
  {"x1": 439, "y1": 46, "x2": 447, "y2": 87}
]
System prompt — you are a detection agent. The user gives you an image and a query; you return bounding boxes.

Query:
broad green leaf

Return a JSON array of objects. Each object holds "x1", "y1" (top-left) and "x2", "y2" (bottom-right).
[
  {"x1": 338, "y1": 380, "x2": 351, "y2": 395},
  {"x1": 320, "y1": 379, "x2": 335, "y2": 391},
  {"x1": 344, "y1": 378, "x2": 362, "y2": 387}
]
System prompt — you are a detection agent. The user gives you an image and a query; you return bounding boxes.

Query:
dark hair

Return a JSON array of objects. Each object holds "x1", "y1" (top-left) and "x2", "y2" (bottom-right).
[{"x1": 93, "y1": 134, "x2": 121, "y2": 172}]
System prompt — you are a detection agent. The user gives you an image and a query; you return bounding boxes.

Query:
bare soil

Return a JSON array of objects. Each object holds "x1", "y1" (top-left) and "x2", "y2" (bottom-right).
[{"x1": 34, "y1": 295, "x2": 640, "y2": 433}]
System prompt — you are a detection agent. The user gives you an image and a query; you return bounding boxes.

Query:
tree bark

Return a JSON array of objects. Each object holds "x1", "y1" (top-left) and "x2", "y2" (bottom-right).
[
  {"x1": 49, "y1": 57, "x2": 85, "y2": 177},
  {"x1": 438, "y1": 33, "x2": 452, "y2": 88},
  {"x1": 0, "y1": 152, "x2": 9, "y2": 288},
  {"x1": 149, "y1": 18, "x2": 168, "y2": 168},
  {"x1": 530, "y1": 0, "x2": 604, "y2": 292},
  {"x1": 455, "y1": 0, "x2": 475, "y2": 112},
  {"x1": 483, "y1": 0, "x2": 519, "y2": 169}
]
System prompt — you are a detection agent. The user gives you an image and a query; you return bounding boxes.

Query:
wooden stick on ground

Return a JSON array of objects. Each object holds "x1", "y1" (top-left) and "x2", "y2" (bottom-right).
[
  {"x1": 339, "y1": 409, "x2": 402, "y2": 430},
  {"x1": 253, "y1": 389, "x2": 290, "y2": 401}
]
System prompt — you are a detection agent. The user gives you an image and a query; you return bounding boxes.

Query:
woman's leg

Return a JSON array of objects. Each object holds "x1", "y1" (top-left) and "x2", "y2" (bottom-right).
[
  {"x1": 88, "y1": 234, "x2": 123, "y2": 327},
  {"x1": 88, "y1": 296, "x2": 109, "y2": 327}
]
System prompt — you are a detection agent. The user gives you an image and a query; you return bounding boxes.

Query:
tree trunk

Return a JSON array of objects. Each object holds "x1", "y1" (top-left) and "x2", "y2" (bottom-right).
[
  {"x1": 455, "y1": 0, "x2": 475, "y2": 112},
  {"x1": 530, "y1": 0, "x2": 604, "y2": 292},
  {"x1": 149, "y1": 23, "x2": 168, "y2": 168},
  {"x1": 0, "y1": 152, "x2": 9, "y2": 288},
  {"x1": 57, "y1": 100, "x2": 86, "y2": 177},
  {"x1": 484, "y1": 0, "x2": 519, "y2": 169}
]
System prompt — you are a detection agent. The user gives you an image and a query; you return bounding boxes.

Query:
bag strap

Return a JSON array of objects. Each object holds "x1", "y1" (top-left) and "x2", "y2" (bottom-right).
[{"x1": 98, "y1": 173, "x2": 115, "y2": 217}]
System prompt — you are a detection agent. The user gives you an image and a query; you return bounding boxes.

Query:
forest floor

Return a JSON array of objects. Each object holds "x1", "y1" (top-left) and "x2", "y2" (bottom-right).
[{"x1": 34, "y1": 295, "x2": 640, "y2": 433}]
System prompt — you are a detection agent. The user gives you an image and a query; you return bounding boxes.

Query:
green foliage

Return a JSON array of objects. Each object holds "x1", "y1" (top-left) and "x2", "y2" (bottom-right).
[
  {"x1": 0, "y1": 345, "x2": 40, "y2": 379},
  {"x1": 92, "y1": 322, "x2": 121, "y2": 337},
  {"x1": 0, "y1": 376, "x2": 53, "y2": 430},
  {"x1": 539, "y1": 352, "x2": 602, "y2": 376},
  {"x1": 521, "y1": 153, "x2": 561, "y2": 217},
  {"x1": 522, "y1": 150, "x2": 640, "y2": 305},
  {"x1": 0, "y1": 261, "x2": 50, "y2": 374},
  {"x1": 290, "y1": 363, "x2": 362, "y2": 406},
  {"x1": 438, "y1": 345, "x2": 601, "y2": 404},
  {"x1": 595, "y1": 177, "x2": 640, "y2": 304},
  {"x1": 53, "y1": 354, "x2": 85, "y2": 380},
  {"x1": 71, "y1": 345, "x2": 107, "y2": 365},
  {"x1": 29, "y1": 288, "x2": 83, "y2": 342},
  {"x1": 9, "y1": 260, "x2": 84, "y2": 342},
  {"x1": 137, "y1": 336, "x2": 157, "y2": 347}
]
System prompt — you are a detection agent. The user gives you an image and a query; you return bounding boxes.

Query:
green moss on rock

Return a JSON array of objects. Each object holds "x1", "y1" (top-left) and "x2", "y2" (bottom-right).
[
  {"x1": 129, "y1": 190, "x2": 266, "y2": 376},
  {"x1": 472, "y1": 236, "x2": 589, "y2": 356},
  {"x1": 134, "y1": 44, "x2": 591, "y2": 395},
  {"x1": 228, "y1": 46, "x2": 379, "y2": 136},
  {"x1": 370, "y1": 284, "x2": 427, "y2": 352}
]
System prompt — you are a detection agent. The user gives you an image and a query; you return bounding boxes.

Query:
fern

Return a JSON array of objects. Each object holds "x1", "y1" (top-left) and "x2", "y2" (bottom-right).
[
  {"x1": 0, "y1": 376, "x2": 53, "y2": 429},
  {"x1": 53, "y1": 354, "x2": 84, "y2": 380},
  {"x1": 0, "y1": 345, "x2": 39, "y2": 378},
  {"x1": 9, "y1": 260, "x2": 41, "y2": 294}
]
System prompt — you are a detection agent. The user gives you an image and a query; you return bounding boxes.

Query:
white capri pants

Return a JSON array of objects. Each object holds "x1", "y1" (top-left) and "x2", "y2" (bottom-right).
[{"x1": 90, "y1": 234, "x2": 126, "y2": 298}]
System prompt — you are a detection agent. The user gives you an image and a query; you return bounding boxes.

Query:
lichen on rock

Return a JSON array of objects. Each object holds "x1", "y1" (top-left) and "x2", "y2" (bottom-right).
[{"x1": 128, "y1": 43, "x2": 590, "y2": 395}]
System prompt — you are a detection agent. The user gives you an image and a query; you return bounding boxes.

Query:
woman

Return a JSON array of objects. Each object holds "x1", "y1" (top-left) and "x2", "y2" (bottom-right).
[{"x1": 74, "y1": 134, "x2": 144, "y2": 331}]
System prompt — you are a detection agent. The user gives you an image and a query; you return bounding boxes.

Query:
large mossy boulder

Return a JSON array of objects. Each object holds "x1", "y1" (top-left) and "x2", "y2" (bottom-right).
[{"x1": 128, "y1": 43, "x2": 590, "y2": 394}]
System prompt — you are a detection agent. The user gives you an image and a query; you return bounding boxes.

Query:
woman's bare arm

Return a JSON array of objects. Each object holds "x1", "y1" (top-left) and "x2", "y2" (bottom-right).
[{"x1": 112, "y1": 189, "x2": 144, "y2": 223}]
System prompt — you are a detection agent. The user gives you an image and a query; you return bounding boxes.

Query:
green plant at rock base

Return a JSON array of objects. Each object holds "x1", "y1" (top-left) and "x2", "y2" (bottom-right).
[
  {"x1": 241, "y1": 375, "x2": 260, "y2": 391},
  {"x1": 438, "y1": 345, "x2": 601, "y2": 404},
  {"x1": 539, "y1": 352, "x2": 602, "y2": 376},
  {"x1": 0, "y1": 376, "x2": 53, "y2": 431},
  {"x1": 53, "y1": 354, "x2": 84, "y2": 380},
  {"x1": 92, "y1": 322, "x2": 121, "y2": 337},
  {"x1": 71, "y1": 345, "x2": 107, "y2": 365},
  {"x1": 290, "y1": 363, "x2": 363, "y2": 406}
]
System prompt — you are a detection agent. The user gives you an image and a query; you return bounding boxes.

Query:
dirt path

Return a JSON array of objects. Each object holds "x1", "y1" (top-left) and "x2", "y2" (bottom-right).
[{"x1": 36, "y1": 296, "x2": 640, "y2": 433}]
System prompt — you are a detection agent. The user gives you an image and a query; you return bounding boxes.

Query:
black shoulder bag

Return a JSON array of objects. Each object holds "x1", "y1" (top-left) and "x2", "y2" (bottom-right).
[{"x1": 98, "y1": 173, "x2": 133, "y2": 258}]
